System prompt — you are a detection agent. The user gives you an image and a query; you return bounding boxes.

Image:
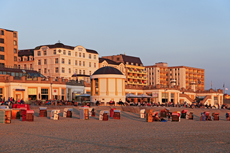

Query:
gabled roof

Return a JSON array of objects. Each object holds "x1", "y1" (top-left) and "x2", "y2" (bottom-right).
[
  {"x1": 121, "y1": 54, "x2": 143, "y2": 66},
  {"x1": 99, "y1": 58, "x2": 121, "y2": 65}
]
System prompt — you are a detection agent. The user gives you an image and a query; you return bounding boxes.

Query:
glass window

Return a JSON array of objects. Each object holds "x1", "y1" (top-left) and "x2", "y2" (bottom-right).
[
  {"x1": 94, "y1": 55, "x2": 96, "y2": 59},
  {"x1": 30, "y1": 64, "x2": 32, "y2": 69},
  {"x1": 75, "y1": 52, "x2": 77, "y2": 56},
  {"x1": 14, "y1": 48, "x2": 17, "y2": 53},
  {"x1": 89, "y1": 71, "x2": 91, "y2": 75},
  {"x1": 0, "y1": 38, "x2": 4, "y2": 44},
  {"x1": 79, "y1": 61, "x2": 81, "y2": 66},
  {"x1": 69, "y1": 59, "x2": 71, "y2": 65},
  {"x1": 89, "y1": 54, "x2": 91, "y2": 59},
  {"x1": 79, "y1": 53, "x2": 81, "y2": 57},
  {"x1": 44, "y1": 51, "x2": 46, "y2": 55},
  {"x1": 13, "y1": 32, "x2": 17, "y2": 38},
  {"x1": 75, "y1": 69, "x2": 77, "y2": 73},
  {"x1": 13, "y1": 40, "x2": 17, "y2": 46},
  {"x1": 53, "y1": 50, "x2": 56, "y2": 55},
  {"x1": 1, "y1": 30, "x2": 4, "y2": 35},
  {"x1": 39, "y1": 69, "x2": 41, "y2": 73},
  {"x1": 62, "y1": 58, "x2": 65, "y2": 64},
  {"x1": 62, "y1": 89, "x2": 65, "y2": 95},
  {"x1": 62, "y1": 67, "x2": 65, "y2": 73},
  {"x1": 41, "y1": 89, "x2": 48, "y2": 94},
  {"x1": 0, "y1": 47, "x2": 4, "y2": 52},
  {"x1": 14, "y1": 56, "x2": 17, "y2": 61},
  {"x1": 94, "y1": 63, "x2": 96, "y2": 68},
  {"x1": 89, "y1": 62, "x2": 91, "y2": 67},
  {"x1": 37, "y1": 51, "x2": 41, "y2": 56},
  {"x1": 55, "y1": 67, "x2": 59, "y2": 73},
  {"x1": 75, "y1": 60, "x2": 77, "y2": 65},
  {"x1": 79, "y1": 70, "x2": 81, "y2": 74},
  {"x1": 38, "y1": 60, "x2": 41, "y2": 65},
  {"x1": 83, "y1": 53, "x2": 85, "y2": 58},
  {"x1": 83, "y1": 61, "x2": 85, "y2": 66},
  {"x1": 63, "y1": 50, "x2": 66, "y2": 55},
  {"x1": 44, "y1": 68, "x2": 47, "y2": 73},
  {"x1": 55, "y1": 58, "x2": 58, "y2": 64},
  {"x1": 69, "y1": 68, "x2": 71, "y2": 73},
  {"x1": 68, "y1": 51, "x2": 71, "y2": 56},
  {"x1": 83, "y1": 70, "x2": 85, "y2": 75},
  {"x1": 44, "y1": 59, "x2": 47, "y2": 64}
]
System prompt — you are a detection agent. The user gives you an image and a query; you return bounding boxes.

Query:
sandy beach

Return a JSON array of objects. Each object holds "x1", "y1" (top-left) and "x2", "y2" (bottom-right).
[{"x1": 1, "y1": 106, "x2": 230, "y2": 153}]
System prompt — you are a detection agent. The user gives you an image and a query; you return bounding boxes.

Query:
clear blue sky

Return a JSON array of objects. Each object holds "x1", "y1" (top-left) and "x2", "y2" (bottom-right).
[{"x1": 1, "y1": 0, "x2": 230, "y2": 92}]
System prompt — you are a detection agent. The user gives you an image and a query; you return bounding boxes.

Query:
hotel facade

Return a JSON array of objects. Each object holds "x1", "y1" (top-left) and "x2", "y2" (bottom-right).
[
  {"x1": 18, "y1": 43, "x2": 99, "y2": 82},
  {"x1": 101, "y1": 54, "x2": 147, "y2": 86},
  {"x1": 145, "y1": 62, "x2": 205, "y2": 91},
  {"x1": 0, "y1": 28, "x2": 18, "y2": 68}
]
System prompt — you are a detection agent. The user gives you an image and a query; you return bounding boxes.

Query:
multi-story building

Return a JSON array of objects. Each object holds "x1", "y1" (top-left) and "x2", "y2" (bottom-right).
[
  {"x1": 99, "y1": 58, "x2": 125, "y2": 74},
  {"x1": 0, "y1": 28, "x2": 18, "y2": 68},
  {"x1": 18, "y1": 49, "x2": 34, "y2": 70},
  {"x1": 101, "y1": 54, "x2": 147, "y2": 86},
  {"x1": 18, "y1": 42, "x2": 99, "y2": 81},
  {"x1": 145, "y1": 62, "x2": 205, "y2": 91}
]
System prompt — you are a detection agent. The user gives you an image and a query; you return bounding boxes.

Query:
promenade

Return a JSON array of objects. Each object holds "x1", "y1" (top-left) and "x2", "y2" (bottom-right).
[{"x1": 1, "y1": 106, "x2": 230, "y2": 152}]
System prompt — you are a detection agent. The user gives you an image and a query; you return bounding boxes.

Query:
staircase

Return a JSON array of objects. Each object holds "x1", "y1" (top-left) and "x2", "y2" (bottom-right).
[
  {"x1": 179, "y1": 94, "x2": 194, "y2": 103},
  {"x1": 200, "y1": 95, "x2": 212, "y2": 104}
]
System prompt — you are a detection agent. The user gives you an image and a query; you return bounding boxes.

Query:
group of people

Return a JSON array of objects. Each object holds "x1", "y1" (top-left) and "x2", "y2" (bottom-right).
[{"x1": 0, "y1": 97, "x2": 24, "y2": 106}]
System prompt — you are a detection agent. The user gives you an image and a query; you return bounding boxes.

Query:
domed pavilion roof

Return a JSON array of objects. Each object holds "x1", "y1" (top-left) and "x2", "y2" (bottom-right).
[{"x1": 93, "y1": 66, "x2": 123, "y2": 75}]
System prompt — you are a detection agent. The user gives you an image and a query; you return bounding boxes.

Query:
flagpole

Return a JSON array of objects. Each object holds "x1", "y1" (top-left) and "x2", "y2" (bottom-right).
[{"x1": 223, "y1": 83, "x2": 225, "y2": 94}]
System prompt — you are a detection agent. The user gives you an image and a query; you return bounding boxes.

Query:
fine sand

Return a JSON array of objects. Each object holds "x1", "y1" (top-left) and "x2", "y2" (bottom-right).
[{"x1": 1, "y1": 106, "x2": 230, "y2": 153}]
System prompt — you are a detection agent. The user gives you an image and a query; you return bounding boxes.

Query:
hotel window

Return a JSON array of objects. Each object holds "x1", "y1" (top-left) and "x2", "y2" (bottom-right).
[
  {"x1": 37, "y1": 51, "x2": 41, "y2": 56},
  {"x1": 79, "y1": 53, "x2": 81, "y2": 57},
  {"x1": 68, "y1": 51, "x2": 71, "y2": 56},
  {"x1": 0, "y1": 47, "x2": 4, "y2": 52},
  {"x1": 55, "y1": 67, "x2": 59, "y2": 73},
  {"x1": 94, "y1": 55, "x2": 96, "y2": 59},
  {"x1": 38, "y1": 60, "x2": 41, "y2": 65},
  {"x1": 14, "y1": 56, "x2": 17, "y2": 61},
  {"x1": 83, "y1": 70, "x2": 85, "y2": 75},
  {"x1": 44, "y1": 59, "x2": 47, "y2": 64},
  {"x1": 24, "y1": 57, "x2": 27, "y2": 61},
  {"x1": 63, "y1": 50, "x2": 66, "y2": 55},
  {"x1": 0, "y1": 38, "x2": 4, "y2": 43},
  {"x1": 94, "y1": 63, "x2": 96, "y2": 68},
  {"x1": 18, "y1": 65, "x2": 20, "y2": 69},
  {"x1": 1, "y1": 30, "x2": 4, "y2": 35},
  {"x1": 62, "y1": 58, "x2": 65, "y2": 64},
  {"x1": 44, "y1": 51, "x2": 46, "y2": 55},
  {"x1": 69, "y1": 59, "x2": 71, "y2": 65},
  {"x1": 30, "y1": 64, "x2": 32, "y2": 69},
  {"x1": 30, "y1": 58, "x2": 33, "y2": 61},
  {"x1": 75, "y1": 69, "x2": 77, "y2": 73},
  {"x1": 13, "y1": 32, "x2": 17, "y2": 38},
  {"x1": 75, "y1": 60, "x2": 77, "y2": 65},
  {"x1": 83, "y1": 53, "x2": 85, "y2": 58},
  {"x1": 14, "y1": 40, "x2": 17, "y2": 46},
  {"x1": 55, "y1": 58, "x2": 59, "y2": 64},
  {"x1": 89, "y1": 71, "x2": 91, "y2": 75},
  {"x1": 14, "y1": 64, "x2": 17, "y2": 68},
  {"x1": 24, "y1": 64, "x2": 26, "y2": 69},
  {"x1": 69, "y1": 68, "x2": 71, "y2": 73},
  {"x1": 75, "y1": 52, "x2": 77, "y2": 56},
  {"x1": 39, "y1": 69, "x2": 41, "y2": 73},
  {"x1": 117, "y1": 57, "x2": 119, "y2": 61},
  {"x1": 62, "y1": 67, "x2": 65, "y2": 73},
  {"x1": 53, "y1": 50, "x2": 56, "y2": 55},
  {"x1": 44, "y1": 68, "x2": 47, "y2": 74},
  {"x1": 14, "y1": 48, "x2": 17, "y2": 53},
  {"x1": 89, "y1": 62, "x2": 91, "y2": 67},
  {"x1": 89, "y1": 54, "x2": 91, "y2": 59},
  {"x1": 79, "y1": 61, "x2": 81, "y2": 66},
  {"x1": 79, "y1": 70, "x2": 81, "y2": 74},
  {"x1": 41, "y1": 89, "x2": 48, "y2": 94},
  {"x1": 83, "y1": 61, "x2": 85, "y2": 66}
]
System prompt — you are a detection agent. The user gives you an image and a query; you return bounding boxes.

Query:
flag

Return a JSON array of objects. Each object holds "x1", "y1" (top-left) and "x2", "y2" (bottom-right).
[
  {"x1": 211, "y1": 81, "x2": 213, "y2": 88},
  {"x1": 223, "y1": 84, "x2": 225, "y2": 88},
  {"x1": 225, "y1": 88, "x2": 228, "y2": 91}
]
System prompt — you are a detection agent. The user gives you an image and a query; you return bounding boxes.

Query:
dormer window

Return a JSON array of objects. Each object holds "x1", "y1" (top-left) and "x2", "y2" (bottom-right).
[
  {"x1": 63, "y1": 50, "x2": 66, "y2": 55},
  {"x1": 44, "y1": 51, "x2": 46, "y2": 55},
  {"x1": 53, "y1": 50, "x2": 56, "y2": 55},
  {"x1": 68, "y1": 51, "x2": 71, "y2": 56},
  {"x1": 126, "y1": 62, "x2": 129, "y2": 65}
]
